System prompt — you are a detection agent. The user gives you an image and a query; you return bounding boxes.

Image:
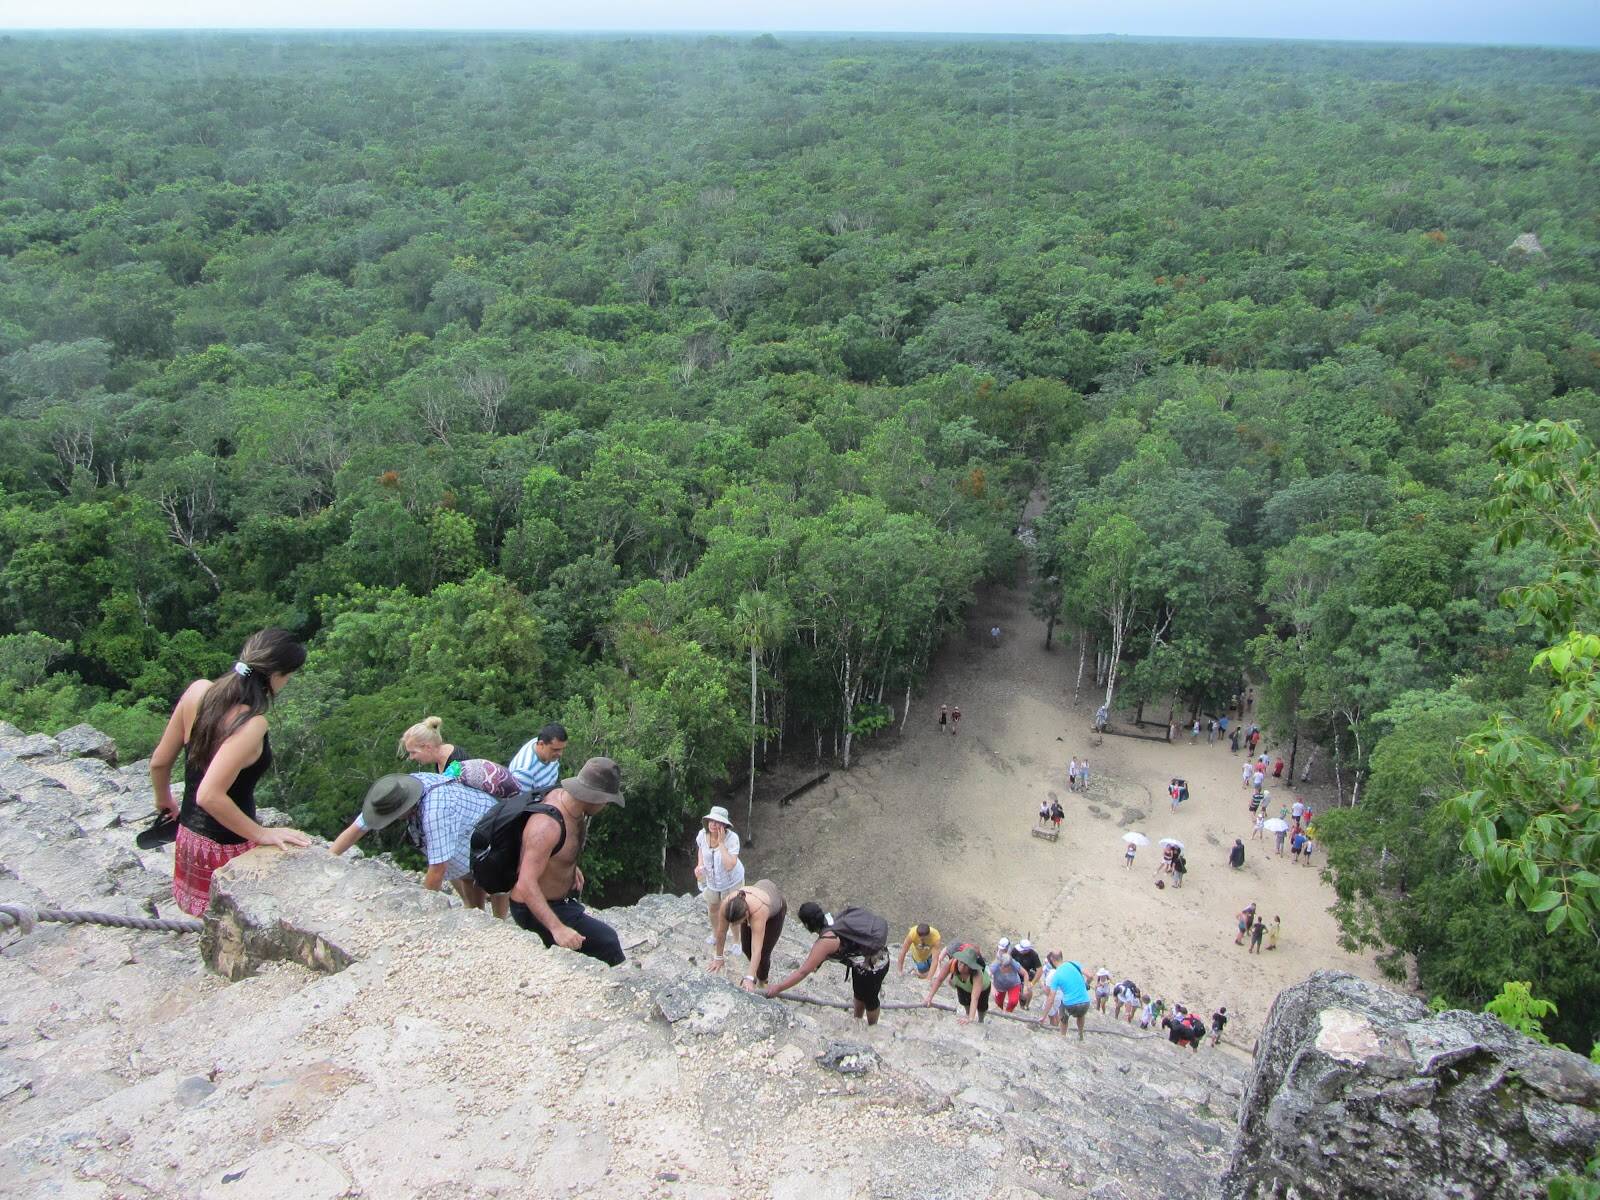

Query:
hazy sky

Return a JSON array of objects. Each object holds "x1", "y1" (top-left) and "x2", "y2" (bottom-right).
[{"x1": 5, "y1": 1, "x2": 1598, "y2": 47}]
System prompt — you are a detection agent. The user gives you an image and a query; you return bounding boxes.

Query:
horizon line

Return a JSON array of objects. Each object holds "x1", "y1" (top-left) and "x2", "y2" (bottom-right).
[{"x1": 1, "y1": 28, "x2": 1598, "y2": 51}]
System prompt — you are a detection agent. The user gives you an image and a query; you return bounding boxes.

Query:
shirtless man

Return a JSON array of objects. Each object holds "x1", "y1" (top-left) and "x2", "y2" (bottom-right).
[{"x1": 508, "y1": 757, "x2": 626, "y2": 966}]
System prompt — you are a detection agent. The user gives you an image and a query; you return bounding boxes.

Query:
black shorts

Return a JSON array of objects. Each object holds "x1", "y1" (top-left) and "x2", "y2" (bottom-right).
[
  {"x1": 953, "y1": 983, "x2": 991, "y2": 1018},
  {"x1": 847, "y1": 960, "x2": 890, "y2": 1010}
]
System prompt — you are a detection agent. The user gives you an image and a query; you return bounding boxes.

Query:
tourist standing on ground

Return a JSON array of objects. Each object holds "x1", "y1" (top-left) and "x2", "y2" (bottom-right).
[
  {"x1": 1274, "y1": 825, "x2": 1288, "y2": 856},
  {"x1": 1207, "y1": 718, "x2": 1218, "y2": 744},
  {"x1": 1230, "y1": 727, "x2": 1241, "y2": 753},
  {"x1": 1252, "y1": 812, "x2": 1266, "y2": 842},
  {"x1": 768, "y1": 902, "x2": 891, "y2": 1025},
  {"x1": 398, "y1": 716, "x2": 472, "y2": 776},
  {"x1": 1301, "y1": 835, "x2": 1315, "y2": 869},
  {"x1": 719, "y1": 878, "x2": 787, "y2": 991},
  {"x1": 1124, "y1": 840, "x2": 1137, "y2": 870},
  {"x1": 1038, "y1": 798, "x2": 1051, "y2": 828},
  {"x1": 1173, "y1": 850, "x2": 1188, "y2": 888},
  {"x1": 1190, "y1": 719, "x2": 1200, "y2": 744},
  {"x1": 1229, "y1": 838, "x2": 1246, "y2": 870},
  {"x1": 1050, "y1": 799, "x2": 1064, "y2": 831},
  {"x1": 925, "y1": 942, "x2": 991, "y2": 1025},
  {"x1": 1235, "y1": 902, "x2": 1257, "y2": 945},
  {"x1": 1068, "y1": 756, "x2": 1080, "y2": 792},
  {"x1": 1249, "y1": 918, "x2": 1267, "y2": 953},
  {"x1": 898, "y1": 922, "x2": 942, "y2": 978},
  {"x1": 1267, "y1": 915, "x2": 1280, "y2": 950},
  {"x1": 151, "y1": 630, "x2": 313, "y2": 917},
  {"x1": 1210, "y1": 1007, "x2": 1228, "y2": 1046},
  {"x1": 938, "y1": 704, "x2": 949, "y2": 734},
  {"x1": 507, "y1": 722, "x2": 568, "y2": 793},
  {"x1": 695, "y1": 804, "x2": 744, "y2": 955},
  {"x1": 507, "y1": 757, "x2": 627, "y2": 966},
  {"x1": 950, "y1": 706, "x2": 961, "y2": 737},
  {"x1": 1079, "y1": 759, "x2": 1090, "y2": 790}
]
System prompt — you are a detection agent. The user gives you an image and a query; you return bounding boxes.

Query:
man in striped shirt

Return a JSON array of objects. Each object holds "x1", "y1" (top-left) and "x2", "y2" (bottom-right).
[{"x1": 509, "y1": 722, "x2": 568, "y2": 793}]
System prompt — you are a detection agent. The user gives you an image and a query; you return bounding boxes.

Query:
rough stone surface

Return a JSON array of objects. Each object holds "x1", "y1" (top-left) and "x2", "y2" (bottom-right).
[
  {"x1": 1222, "y1": 970, "x2": 1600, "y2": 1200},
  {"x1": 0, "y1": 733, "x2": 60, "y2": 760},
  {"x1": 53, "y1": 723, "x2": 119, "y2": 765},
  {"x1": 1508, "y1": 232, "x2": 1546, "y2": 255}
]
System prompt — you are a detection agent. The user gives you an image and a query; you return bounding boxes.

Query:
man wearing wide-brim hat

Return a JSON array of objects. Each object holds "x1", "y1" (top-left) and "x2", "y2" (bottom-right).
[
  {"x1": 508, "y1": 756, "x2": 628, "y2": 966},
  {"x1": 694, "y1": 804, "x2": 744, "y2": 967},
  {"x1": 331, "y1": 772, "x2": 501, "y2": 912}
]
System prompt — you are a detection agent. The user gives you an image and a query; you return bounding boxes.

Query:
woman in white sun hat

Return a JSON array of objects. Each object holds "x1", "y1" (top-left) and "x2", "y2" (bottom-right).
[{"x1": 695, "y1": 804, "x2": 745, "y2": 959}]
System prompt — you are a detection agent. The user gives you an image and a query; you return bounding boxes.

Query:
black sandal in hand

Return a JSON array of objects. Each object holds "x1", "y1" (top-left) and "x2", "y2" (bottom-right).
[{"x1": 135, "y1": 811, "x2": 179, "y2": 849}]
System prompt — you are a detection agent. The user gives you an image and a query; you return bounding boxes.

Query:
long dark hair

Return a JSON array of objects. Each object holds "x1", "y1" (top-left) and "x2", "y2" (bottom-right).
[{"x1": 187, "y1": 629, "x2": 306, "y2": 773}]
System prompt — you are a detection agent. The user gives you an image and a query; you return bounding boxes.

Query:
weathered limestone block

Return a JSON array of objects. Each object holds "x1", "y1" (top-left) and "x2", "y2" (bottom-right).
[
  {"x1": 0, "y1": 758, "x2": 61, "y2": 804},
  {"x1": 1222, "y1": 970, "x2": 1600, "y2": 1200},
  {"x1": 54, "y1": 724, "x2": 118, "y2": 765},
  {"x1": 0, "y1": 733, "x2": 60, "y2": 760},
  {"x1": 201, "y1": 844, "x2": 455, "y2": 981}
]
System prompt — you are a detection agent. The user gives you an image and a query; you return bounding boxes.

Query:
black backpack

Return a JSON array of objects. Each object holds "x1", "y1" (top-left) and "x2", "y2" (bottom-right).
[
  {"x1": 826, "y1": 906, "x2": 889, "y2": 966},
  {"x1": 468, "y1": 789, "x2": 563, "y2": 895}
]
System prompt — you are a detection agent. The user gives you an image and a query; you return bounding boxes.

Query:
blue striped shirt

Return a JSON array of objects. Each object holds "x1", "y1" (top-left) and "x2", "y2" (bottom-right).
[{"x1": 508, "y1": 739, "x2": 562, "y2": 793}]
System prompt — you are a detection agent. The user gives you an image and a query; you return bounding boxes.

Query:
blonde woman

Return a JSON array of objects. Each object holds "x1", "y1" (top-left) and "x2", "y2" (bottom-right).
[{"x1": 398, "y1": 716, "x2": 472, "y2": 777}]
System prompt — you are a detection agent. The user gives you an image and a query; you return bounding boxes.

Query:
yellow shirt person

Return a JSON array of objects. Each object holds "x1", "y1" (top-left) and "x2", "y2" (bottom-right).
[{"x1": 898, "y1": 923, "x2": 942, "y2": 976}]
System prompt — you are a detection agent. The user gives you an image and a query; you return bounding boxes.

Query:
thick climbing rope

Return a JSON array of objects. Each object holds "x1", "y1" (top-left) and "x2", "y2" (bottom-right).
[{"x1": 0, "y1": 903, "x2": 201, "y2": 936}]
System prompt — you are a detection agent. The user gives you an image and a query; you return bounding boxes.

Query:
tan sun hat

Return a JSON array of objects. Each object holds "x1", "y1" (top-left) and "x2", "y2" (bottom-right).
[{"x1": 701, "y1": 805, "x2": 734, "y2": 831}]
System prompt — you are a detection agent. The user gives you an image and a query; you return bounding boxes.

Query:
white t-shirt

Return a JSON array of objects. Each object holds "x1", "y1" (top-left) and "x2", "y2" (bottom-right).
[{"x1": 696, "y1": 828, "x2": 745, "y2": 892}]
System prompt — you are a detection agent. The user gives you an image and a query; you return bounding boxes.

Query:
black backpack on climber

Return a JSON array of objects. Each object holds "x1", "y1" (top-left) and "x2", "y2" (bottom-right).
[
  {"x1": 468, "y1": 788, "x2": 563, "y2": 895},
  {"x1": 825, "y1": 906, "x2": 890, "y2": 967}
]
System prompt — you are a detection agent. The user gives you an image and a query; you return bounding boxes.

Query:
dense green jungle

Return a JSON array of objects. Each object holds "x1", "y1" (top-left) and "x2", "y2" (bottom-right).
[{"x1": 1, "y1": 33, "x2": 1598, "y2": 1048}]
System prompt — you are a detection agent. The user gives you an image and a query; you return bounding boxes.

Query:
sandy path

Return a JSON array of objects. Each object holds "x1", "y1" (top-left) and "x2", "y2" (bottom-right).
[{"x1": 749, "y1": 581, "x2": 1389, "y2": 1047}]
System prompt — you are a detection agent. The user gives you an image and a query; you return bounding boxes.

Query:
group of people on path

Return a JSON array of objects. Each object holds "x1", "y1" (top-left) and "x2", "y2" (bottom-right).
[
  {"x1": 1234, "y1": 902, "x2": 1281, "y2": 953},
  {"x1": 936, "y1": 704, "x2": 963, "y2": 736}
]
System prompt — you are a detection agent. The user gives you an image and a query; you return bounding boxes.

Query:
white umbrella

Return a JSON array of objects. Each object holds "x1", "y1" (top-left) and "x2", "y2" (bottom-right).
[
  {"x1": 1159, "y1": 837, "x2": 1184, "y2": 850},
  {"x1": 1122, "y1": 831, "x2": 1150, "y2": 846},
  {"x1": 1263, "y1": 817, "x2": 1290, "y2": 833}
]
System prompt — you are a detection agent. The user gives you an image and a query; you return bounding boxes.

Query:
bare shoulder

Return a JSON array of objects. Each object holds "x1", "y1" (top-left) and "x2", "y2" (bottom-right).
[
  {"x1": 521, "y1": 806, "x2": 564, "y2": 849},
  {"x1": 178, "y1": 677, "x2": 212, "y2": 711},
  {"x1": 221, "y1": 712, "x2": 270, "y2": 747}
]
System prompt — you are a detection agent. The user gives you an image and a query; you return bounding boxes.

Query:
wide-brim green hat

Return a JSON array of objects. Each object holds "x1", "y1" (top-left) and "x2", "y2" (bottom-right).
[{"x1": 361, "y1": 773, "x2": 425, "y2": 830}]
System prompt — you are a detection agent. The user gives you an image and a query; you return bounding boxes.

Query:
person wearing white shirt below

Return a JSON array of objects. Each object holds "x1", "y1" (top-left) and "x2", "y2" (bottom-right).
[
  {"x1": 508, "y1": 722, "x2": 568, "y2": 793},
  {"x1": 695, "y1": 805, "x2": 745, "y2": 959}
]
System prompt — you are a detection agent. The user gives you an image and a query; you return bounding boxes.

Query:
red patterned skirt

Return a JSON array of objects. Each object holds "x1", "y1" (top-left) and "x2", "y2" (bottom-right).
[{"x1": 172, "y1": 825, "x2": 255, "y2": 916}]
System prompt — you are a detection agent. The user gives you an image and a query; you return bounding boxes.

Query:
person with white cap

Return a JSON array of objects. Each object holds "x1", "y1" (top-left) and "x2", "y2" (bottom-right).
[
  {"x1": 1011, "y1": 938, "x2": 1044, "y2": 1008},
  {"x1": 694, "y1": 804, "x2": 745, "y2": 960},
  {"x1": 1093, "y1": 967, "x2": 1113, "y2": 1013}
]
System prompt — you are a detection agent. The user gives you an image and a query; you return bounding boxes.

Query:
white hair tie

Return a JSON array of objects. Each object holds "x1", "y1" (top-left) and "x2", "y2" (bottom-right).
[{"x1": 233, "y1": 661, "x2": 252, "y2": 678}]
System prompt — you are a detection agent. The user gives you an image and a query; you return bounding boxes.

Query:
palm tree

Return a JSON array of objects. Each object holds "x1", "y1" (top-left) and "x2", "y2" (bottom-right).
[{"x1": 733, "y1": 589, "x2": 791, "y2": 839}]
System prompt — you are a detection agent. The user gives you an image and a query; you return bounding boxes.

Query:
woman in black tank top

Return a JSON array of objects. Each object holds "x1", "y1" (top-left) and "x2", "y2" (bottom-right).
[{"x1": 149, "y1": 630, "x2": 312, "y2": 916}]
